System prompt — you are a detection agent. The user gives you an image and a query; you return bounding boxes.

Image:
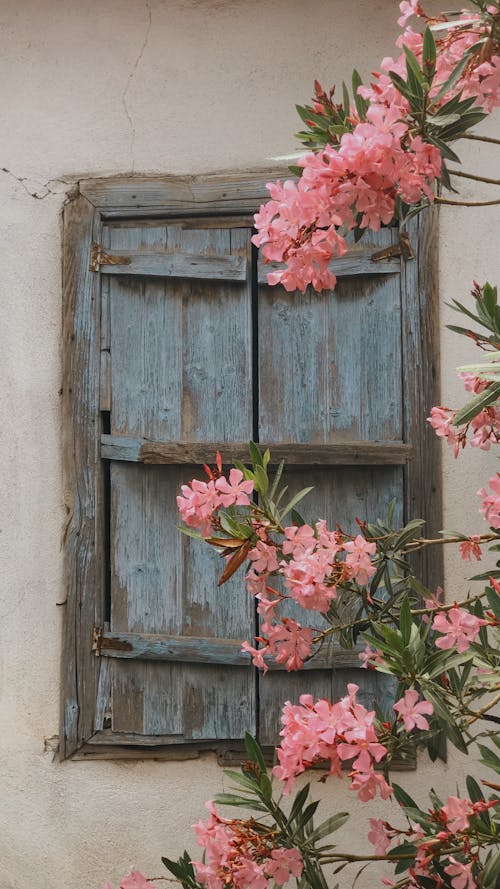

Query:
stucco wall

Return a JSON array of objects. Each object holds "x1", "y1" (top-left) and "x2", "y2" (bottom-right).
[{"x1": 0, "y1": 2, "x2": 499, "y2": 887}]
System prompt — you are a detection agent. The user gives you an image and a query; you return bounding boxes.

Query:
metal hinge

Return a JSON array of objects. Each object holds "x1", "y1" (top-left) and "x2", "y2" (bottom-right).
[
  {"x1": 371, "y1": 232, "x2": 415, "y2": 264},
  {"x1": 89, "y1": 243, "x2": 131, "y2": 272},
  {"x1": 92, "y1": 625, "x2": 103, "y2": 655}
]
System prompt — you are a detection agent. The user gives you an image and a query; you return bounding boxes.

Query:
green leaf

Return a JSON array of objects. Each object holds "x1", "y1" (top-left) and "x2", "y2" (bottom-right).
[
  {"x1": 352, "y1": 69, "x2": 368, "y2": 119},
  {"x1": 420, "y1": 683, "x2": 468, "y2": 752},
  {"x1": 422, "y1": 27, "x2": 436, "y2": 80},
  {"x1": 391, "y1": 783, "x2": 419, "y2": 810},
  {"x1": 400, "y1": 598, "x2": 412, "y2": 647},
  {"x1": 253, "y1": 464, "x2": 269, "y2": 496},
  {"x1": 178, "y1": 525, "x2": 203, "y2": 540},
  {"x1": 223, "y1": 769, "x2": 260, "y2": 791},
  {"x1": 280, "y1": 487, "x2": 314, "y2": 521},
  {"x1": 478, "y1": 742, "x2": 500, "y2": 775},
  {"x1": 486, "y1": 585, "x2": 500, "y2": 620},
  {"x1": 269, "y1": 459, "x2": 285, "y2": 501},
  {"x1": 466, "y1": 775, "x2": 485, "y2": 804},
  {"x1": 342, "y1": 81, "x2": 350, "y2": 116},
  {"x1": 453, "y1": 382, "x2": 500, "y2": 425},
  {"x1": 244, "y1": 732, "x2": 267, "y2": 774},
  {"x1": 214, "y1": 793, "x2": 267, "y2": 811},
  {"x1": 307, "y1": 812, "x2": 350, "y2": 842},
  {"x1": 249, "y1": 441, "x2": 264, "y2": 467},
  {"x1": 289, "y1": 784, "x2": 311, "y2": 822},
  {"x1": 291, "y1": 508, "x2": 306, "y2": 527},
  {"x1": 482, "y1": 850, "x2": 500, "y2": 889},
  {"x1": 431, "y1": 55, "x2": 470, "y2": 106}
]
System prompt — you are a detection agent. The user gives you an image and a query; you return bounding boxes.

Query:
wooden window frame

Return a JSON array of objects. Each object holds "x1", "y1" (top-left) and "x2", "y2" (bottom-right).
[{"x1": 61, "y1": 172, "x2": 442, "y2": 760}]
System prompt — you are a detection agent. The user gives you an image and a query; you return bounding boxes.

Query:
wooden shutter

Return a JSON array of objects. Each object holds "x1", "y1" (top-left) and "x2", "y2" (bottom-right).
[
  {"x1": 97, "y1": 219, "x2": 256, "y2": 745},
  {"x1": 62, "y1": 175, "x2": 441, "y2": 759},
  {"x1": 256, "y1": 228, "x2": 406, "y2": 744}
]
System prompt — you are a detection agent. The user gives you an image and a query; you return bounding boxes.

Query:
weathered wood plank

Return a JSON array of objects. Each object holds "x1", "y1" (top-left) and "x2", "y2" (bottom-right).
[
  {"x1": 401, "y1": 210, "x2": 443, "y2": 593},
  {"x1": 100, "y1": 435, "x2": 413, "y2": 465},
  {"x1": 107, "y1": 223, "x2": 256, "y2": 741},
  {"x1": 98, "y1": 250, "x2": 247, "y2": 281},
  {"x1": 258, "y1": 249, "x2": 400, "y2": 282},
  {"x1": 96, "y1": 630, "x2": 364, "y2": 669},
  {"x1": 61, "y1": 193, "x2": 105, "y2": 758},
  {"x1": 80, "y1": 171, "x2": 283, "y2": 217},
  {"x1": 258, "y1": 235, "x2": 403, "y2": 444}
]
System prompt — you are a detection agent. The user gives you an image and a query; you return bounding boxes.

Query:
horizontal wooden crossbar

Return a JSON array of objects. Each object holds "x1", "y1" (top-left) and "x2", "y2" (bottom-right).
[
  {"x1": 100, "y1": 435, "x2": 413, "y2": 466},
  {"x1": 95, "y1": 250, "x2": 247, "y2": 281},
  {"x1": 94, "y1": 630, "x2": 363, "y2": 670},
  {"x1": 257, "y1": 249, "x2": 400, "y2": 283}
]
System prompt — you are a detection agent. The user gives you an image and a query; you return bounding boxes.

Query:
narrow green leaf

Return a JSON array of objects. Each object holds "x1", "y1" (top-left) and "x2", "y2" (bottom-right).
[
  {"x1": 307, "y1": 812, "x2": 350, "y2": 841},
  {"x1": 422, "y1": 27, "x2": 436, "y2": 80},
  {"x1": 400, "y1": 598, "x2": 411, "y2": 647},
  {"x1": 391, "y1": 784, "x2": 419, "y2": 810},
  {"x1": 431, "y1": 55, "x2": 470, "y2": 106},
  {"x1": 342, "y1": 81, "x2": 350, "y2": 116},
  {"x1": 178, "y1": 525, "x2": 203, "y2": 540},
  {"x1": 280, "y1": 487, "x2": 314, "y2": 520},
  {"x1": 249, "y1": 441, "x2": 264, "y2": 467},
  {"x1": 244, "y1": 732, "x2": 267, "y2": 774},
  {"x1": 453, "y1": 382, "x2": 500, "y2": 425}
]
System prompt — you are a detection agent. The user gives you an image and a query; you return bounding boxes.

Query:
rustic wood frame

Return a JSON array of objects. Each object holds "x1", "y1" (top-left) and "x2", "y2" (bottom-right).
[{"x1": 61, "y1": 172, "x2": 442, "y2": 760}]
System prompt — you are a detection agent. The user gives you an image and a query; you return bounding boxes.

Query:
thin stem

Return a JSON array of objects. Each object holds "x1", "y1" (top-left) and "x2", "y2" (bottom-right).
[
  {"x1": 405, "y1": 532, "x2": 499, "y2": 552},
  {"x1": 449, "y1": 168, "x2": 500, "y2": 186},
  {"x1": 462, "y1": 132, "x2": 500, "y2": 146},
  {"x1": 436, "y1": 196, "x2": 500, "y2": 207},
  {"x1": 467, "y1": 690, "x2": 500, "y2": 725}
]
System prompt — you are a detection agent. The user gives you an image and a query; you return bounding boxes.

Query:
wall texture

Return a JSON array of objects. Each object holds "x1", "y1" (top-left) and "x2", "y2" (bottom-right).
[{"x1": 0, "y1": 1, "x2": 499, "y2": 887}]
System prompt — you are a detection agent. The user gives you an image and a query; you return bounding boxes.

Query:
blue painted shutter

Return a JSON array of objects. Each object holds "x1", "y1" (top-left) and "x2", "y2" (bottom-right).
[
  {"x1": 103, "y1": 221, "x2": 256, "y2": 742},
  {"x1": 96, "y1": 220, "x2": 409, "y2": 749}
]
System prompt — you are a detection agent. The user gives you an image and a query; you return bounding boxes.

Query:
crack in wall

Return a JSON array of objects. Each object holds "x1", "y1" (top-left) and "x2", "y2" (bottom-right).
[
  {"x1": 121, "y1": 0, "x2": 152, "y2": 173},
  {"x1": 1, "y1": 166, "x2": 74, "y2": 201}
]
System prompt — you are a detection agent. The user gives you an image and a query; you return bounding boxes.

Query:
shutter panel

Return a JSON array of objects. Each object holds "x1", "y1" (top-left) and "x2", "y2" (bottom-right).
[
  {"x1": 103, "y1": 220, "x2": 256, "y2": 743},
  {"x1": 257, "y1": 227, "x2": 404, "y2": 745}
]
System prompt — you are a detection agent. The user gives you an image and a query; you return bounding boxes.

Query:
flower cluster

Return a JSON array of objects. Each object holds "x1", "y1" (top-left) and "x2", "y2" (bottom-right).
[
  {"x1": 367, "y1": 793, "x2": 498, "y2": 889},
  {"x1": 273, "y1": 684, "x2": 392, "y2": 800},
  {"x1": 432, "y1": 606, "x2": 489, "y2": 652},
  {"x1": 427, "y1": 403, "x2": 500, "y2": 456},
  {"x1": 193, "y1": 802, "x2": 303, "y2": 889},
  {"x1": 176, "y1": 468, "x2": 254, "y2": 536},
  {"x1": 253, "y1": 4, "x2": 500, "y2": 293}
]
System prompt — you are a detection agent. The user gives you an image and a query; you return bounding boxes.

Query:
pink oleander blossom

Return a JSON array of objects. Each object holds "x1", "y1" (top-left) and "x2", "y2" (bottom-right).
[
  {"x1": 433, "y1": 607, "x2": 488, "y2": 653},
  {"x1": 358, "y1": 644, "x2": 384, "y2": 668},
  {"x1": 193, "y1": 802, "x2": 302, "y2": 889},
  {"x1": 478, "y1": 473, "x2": 500, "y2": 527},
  {"x1": 367, "y1": 818, "x2": 392, "y2": 855},
  {"x1": 459, "y1": 536, "x2": 482, "y2": 561},
  {"x1": 176, "y1": 479, "x2": 221, "y2": 536},
  {"x1": 393, "y1": 690, "x2": 433, "y2": 731},
  {"x1": 214, "y1": 469, "x2": 254, "y2": 507},
  {"x1": 248, "y1": 540, "x2": 280, "y2": 573},
  {"x1": 442, "y1": 796, "x2": 474, "y2": 832},
  {"x1": 242, "y1": 617, "x2": 313, "y2": 673},
  {"x1": 273, "y1": 684, "x2": 390, "y2": 800},
  {"x1": 342, "y1": 535, "x2": 377, "y2": 585},
  {"x1": 445, "y1": 857, "x2": 476, "y2": 889},
  {"x1": 120, "y1": 873, "x2": 156, "y2": 889}
]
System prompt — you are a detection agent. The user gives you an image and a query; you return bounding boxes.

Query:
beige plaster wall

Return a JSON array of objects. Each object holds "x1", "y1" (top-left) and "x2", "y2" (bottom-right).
[{"x1": 0, "y1": 1, "x2": 498, "y2": 887}]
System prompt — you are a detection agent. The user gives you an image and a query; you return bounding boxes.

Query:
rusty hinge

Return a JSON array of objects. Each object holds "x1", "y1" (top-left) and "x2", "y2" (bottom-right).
[
  {"x1": 92, "y1": 626, "x2": 103, "y2": 655},
  {"x1": 371, "y1": 232, "x2": 415, "y2": 264},
  {"x1": 89, "y1": 243, "x2": 131, "y2": 272}
]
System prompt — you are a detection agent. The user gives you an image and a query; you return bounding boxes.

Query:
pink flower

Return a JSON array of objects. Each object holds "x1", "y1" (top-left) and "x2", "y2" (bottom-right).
[
  {"x1": 266, "y1": 847, "x2": 303, "y2": 884},
  {"x1": 120, "y1": 872, "x2": 156, "y2": 889},
  {"x1": 459, "y1": 536, "x2": 482, "y2": 562},
  {"x1": 214, "y1": 468, "x2": 254, "y2": 507},
  {"x1": 393, "y1": 690, "x2": 433, "y2": 731},
  {"x1": 248, "y1": 540, "x2": 280, "y2": 573},
  {"x1": 442, "y1": 796, "x2": 474, "y2": 833},
  {"x1": 445, "y1": 857, "x2": 476, "y2": 889},
  {"x1": 478, "y1": 473, "x2": 500, "y2": 527},
  {"x1": 367, "y1": 818, "x2": 392, "y2": 855},
  {"x1": 427, "y1": 406, "x2": 458, "y2": 446},
  {"x1": 358, "y1": 645, "x2": 384, "y2": 668},
  {"x1": 432, "y1": 607, "x2": 488, "y2": 653},
  {"x1": 177, "y1": 478, "x2": 221, "y2": 535},
  {"x1": 343, "y1": 535, "x2": 376, "y2": 585}
]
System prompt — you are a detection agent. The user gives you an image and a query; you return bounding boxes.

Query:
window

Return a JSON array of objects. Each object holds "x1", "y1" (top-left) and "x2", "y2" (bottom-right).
[{"x1": 61, "y1": 174, "x2": 442, "y2": 760}]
